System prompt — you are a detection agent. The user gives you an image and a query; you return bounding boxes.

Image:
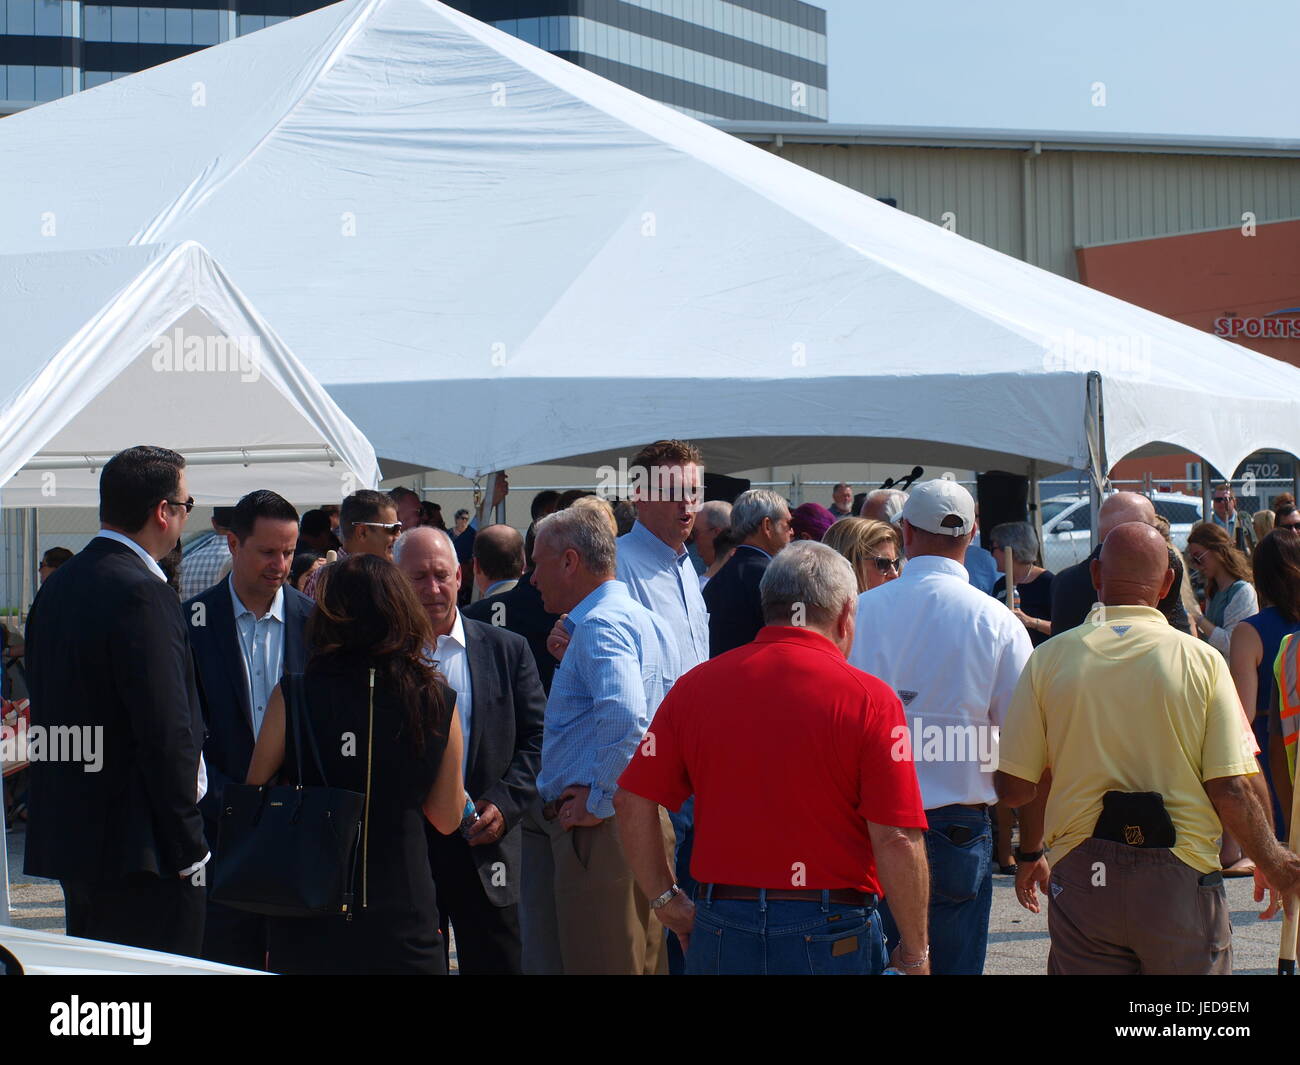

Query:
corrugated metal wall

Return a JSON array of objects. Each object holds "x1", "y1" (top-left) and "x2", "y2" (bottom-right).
[{"x1": 776, "y1": 143, "x2": 1300, "y2": 280}]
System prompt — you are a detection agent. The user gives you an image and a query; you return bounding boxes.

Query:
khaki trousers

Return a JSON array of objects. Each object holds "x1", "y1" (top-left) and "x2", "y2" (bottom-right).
[{"x1": 522, "y1": 799, "x2": 673, "y2": 975}]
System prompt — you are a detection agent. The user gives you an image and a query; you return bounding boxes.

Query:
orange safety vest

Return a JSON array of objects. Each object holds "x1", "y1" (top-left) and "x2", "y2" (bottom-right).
[{"x1": 1272, "y1": 633, "x2": 1300, "y2": 783}]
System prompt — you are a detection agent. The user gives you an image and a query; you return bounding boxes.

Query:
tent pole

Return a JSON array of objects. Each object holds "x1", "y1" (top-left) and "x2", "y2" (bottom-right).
[
  {"x1": 1029, "y1": 459, "x2": 1043, "y2": 566},
  {"x1": 1201, "y1": 461, "x2": 1212, "y2": 526},
  {"x1": 1, "y1": 495, "x2": 10, "y2": 925},
  {"x1": 1085, "y1": 372, "x2": 1107, "y2": 553}
]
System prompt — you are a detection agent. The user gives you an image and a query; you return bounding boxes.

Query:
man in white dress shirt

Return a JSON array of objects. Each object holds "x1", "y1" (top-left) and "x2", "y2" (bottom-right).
[
  {"x1": 395, "y1": 526, "x2": 545, "y2": 974},
  {"x1": 848, "y1": 479, "x2": 1032, "y2": 975}
]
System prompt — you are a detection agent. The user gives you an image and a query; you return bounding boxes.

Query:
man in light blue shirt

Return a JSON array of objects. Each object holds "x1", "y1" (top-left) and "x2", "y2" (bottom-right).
[
  {"x1": 613, "y1": 440, "x2": 710, "y2": 973},
  {"x1": 523, "y1": 506, "x2": 681, "y2": 975}
]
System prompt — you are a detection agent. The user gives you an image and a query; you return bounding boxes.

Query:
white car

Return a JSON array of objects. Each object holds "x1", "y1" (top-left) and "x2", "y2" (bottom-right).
[
  {"x1": 0, "y1": 923, "x2": 262, "y2": 975},
  {"x1": 1039, "y1": 492, "x2": 1203, "y2": 573}
]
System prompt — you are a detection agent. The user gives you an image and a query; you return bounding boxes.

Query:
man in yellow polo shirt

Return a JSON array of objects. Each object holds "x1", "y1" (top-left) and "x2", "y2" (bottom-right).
[{"x1": 996, "y1": 521, "x2": 1300, "y2": 974}]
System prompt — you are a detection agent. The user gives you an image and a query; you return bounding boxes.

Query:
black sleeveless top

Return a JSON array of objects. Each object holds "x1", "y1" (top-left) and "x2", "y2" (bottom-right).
[{"x1": 283, "y1": 656, "x2": 454, "y2": 914}]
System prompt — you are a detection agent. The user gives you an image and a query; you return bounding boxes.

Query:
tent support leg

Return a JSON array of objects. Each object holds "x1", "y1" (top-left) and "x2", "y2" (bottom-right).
[
  {"x1": 0, "y1": 771, "x2": 9, "y2": 926},
  {"x1": 1201, "y1": 461, "x2": 1213, "y2": 527},
  {"x1": 1029, "y1": 459, "x2": 1043, "y2": 566},
  {"x1": 1085, "y1": 372, "x2": 1108, "y2": 554}
]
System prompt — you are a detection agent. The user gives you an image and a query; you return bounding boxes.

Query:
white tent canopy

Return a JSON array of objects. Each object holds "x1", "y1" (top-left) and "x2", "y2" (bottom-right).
[
  {"x1": 0, "y1": 242, "x2": 381, "y2": 505},
  {"x1": 0, "y1": 0, "x2": 1298, "y2": 480}
]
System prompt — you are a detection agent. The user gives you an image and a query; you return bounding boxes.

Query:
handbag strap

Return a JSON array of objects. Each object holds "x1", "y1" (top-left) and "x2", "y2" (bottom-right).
[
  {"x1": 283, "y1": 673, "x2": 329, "y2": 788},
  {"x1": 361, "y1": 667, "x2": 376, "y2": 910}
]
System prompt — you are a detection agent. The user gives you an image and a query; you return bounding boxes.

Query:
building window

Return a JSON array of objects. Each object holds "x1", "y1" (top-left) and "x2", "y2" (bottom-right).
[
  {"x1": 238, "y1": 13, "x2": 264, "y2": 34},
  {"x1": 165, "y1": 6, "x2": 191, "y2": 44},
  {"x1": 111, "y1": 3, "x2": 136, "y2": 42},
  {"x1": 84, "y1": 69, "x2": 111, "y2": 89},
  {"x1": 7, "y1": 64, "x2": 34, "y2": 99},
  {"x1": 139, "y1": 6, "x2": 165, "y2": 43},
  {"x1": 193, "y1": 7, "x2": 218, "y2": 44},
  {"x1": 84, "y1": 3, "x2": 109, "y2": 40},
  {"x1": 34, "y1": 63, "x2": 60, "y2": 99},
  {"x1": 7, "y1": 0, "x2": 34, "y2": 35},
  {"x1": 34, "y1": 0, "x2": 60, "y2": 36}
]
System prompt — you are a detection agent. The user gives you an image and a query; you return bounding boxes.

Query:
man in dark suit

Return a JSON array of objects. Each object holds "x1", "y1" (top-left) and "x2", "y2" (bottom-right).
[
  {"x1": 395, "y1": 526, "x2": 545, "y2": 974},
  {"x1": 23, "y1": 445, "x2": 208, "y2": 955},
  {"x1": 704, "y1": 488, "x2": 794, "y2": 657},
  {"x1": 184, "y1": 489, "x2": 311, "y2": 969},
  {"x1": 464, "y1": 564, "x2": 560, "y2": 694}
]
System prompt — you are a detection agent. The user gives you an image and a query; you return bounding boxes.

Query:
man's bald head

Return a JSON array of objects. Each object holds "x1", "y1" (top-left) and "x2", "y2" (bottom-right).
[
  {"x1": 1091, "y1": 521, "x2": 1174, "y2": 607},
  {"x1": 472, "y1": 522, "x2": 525, "y2": 592},
  {"x1": 1098, "y1": 491, "x2": 1157, "y2": 540}
]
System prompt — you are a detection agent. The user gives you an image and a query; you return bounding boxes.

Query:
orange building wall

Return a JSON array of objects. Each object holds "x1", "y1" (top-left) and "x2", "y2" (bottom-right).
[{"x1": 1076, "y1": 219, "x2": 1300, "y2": 482}]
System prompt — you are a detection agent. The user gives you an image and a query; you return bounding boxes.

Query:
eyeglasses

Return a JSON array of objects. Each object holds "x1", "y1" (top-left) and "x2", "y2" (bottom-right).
[
  {"x1": 1189, "y1": 549, "x2": 1209, "y2": 566},
  {"x1": 868, "y1": 554, "x2": 902, "y2": 574},
  {"x1": 165, "y1": 496, "x2": 196, "y2": 513},
  {"x1": 354, "y1": 521, "x2": 403, "y2": 535}
]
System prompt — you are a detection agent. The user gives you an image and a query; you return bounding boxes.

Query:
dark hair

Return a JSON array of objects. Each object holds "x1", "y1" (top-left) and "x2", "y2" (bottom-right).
[
  {"x1": 473, "y1": 527, "x2": 524, "y2": 582},
  {"x1": 300, "y1": 508, "x2": 333, "y2": 538},
  {"x1": 40, "y1": 547, "x2": 73, "y2": 569},
  {"x1": 99, "y1": 445, "x2": 186, "y2": 532},
  {"x1": 229, "y1": 489, "x2": 299, "y2": 543},
  {"x1": 1253, "y1": 529, "x2": 1300, "y2": 622},
  {"x1": 1187, "y1": 522, "x2": 1253, "y2": 596},
  {"x1": 712, "y1": 528, "x2": 738, "y2": 556},
  {"x1": 389, "y1": 486, "x2": 420, "y2": 505},
  {"x1": 290, "y1": 551, "x2": 322, "y2": 587},
  {"x1": 530, "y1": 490, "x2": 561, "y2": 521},
  {"x1": 340, "y1": 489, "x2": 394, "y2": 535},
  {"x1": 419, "y1": 500, "x2": 445, "y2": 529},
  {"x1": 211, "y1": 506, "x2": 236, "y2": 529},
  {"x1": 307, "y1": 554, "x2": 447, "y2": 751},
  {"x1": 556, "y1": 489, "x2": 592, "y2": 509},
  {"x1": 1272, "y1": 492, "x2": 1295, "y2": 511},
  {"x1": 454, "y1": 509, "x2": 470, "y2": 521}
]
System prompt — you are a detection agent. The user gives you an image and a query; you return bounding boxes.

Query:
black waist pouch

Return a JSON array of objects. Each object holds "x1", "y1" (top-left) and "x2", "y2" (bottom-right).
[{"x1": 1091, "y1": 791, "x2": 1176, "y2": 848}]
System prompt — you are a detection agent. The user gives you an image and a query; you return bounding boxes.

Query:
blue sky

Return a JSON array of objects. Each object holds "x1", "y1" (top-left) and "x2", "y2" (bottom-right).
[{"x1": 817, "y1": 0, "x2": 1300, "y2": 139}]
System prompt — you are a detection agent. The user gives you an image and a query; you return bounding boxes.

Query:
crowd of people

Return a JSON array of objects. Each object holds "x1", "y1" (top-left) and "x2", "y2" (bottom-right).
[{"x1": 13, "y1": 442, "x2": 1300, "y2": 976}]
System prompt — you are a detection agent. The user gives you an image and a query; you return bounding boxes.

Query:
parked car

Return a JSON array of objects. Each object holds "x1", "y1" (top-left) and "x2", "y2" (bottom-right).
[
  {"x1": 1038, "y1": 492, "x2": 1203, "y2": 572},
  {"x1": 0, "y1": 923, "x2": 262, "y2": 975}
]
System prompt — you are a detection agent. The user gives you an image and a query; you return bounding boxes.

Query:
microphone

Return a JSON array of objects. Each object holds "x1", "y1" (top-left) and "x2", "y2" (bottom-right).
[{"x1": 895, "y1": 467, "x2": 924, "y2": 491}]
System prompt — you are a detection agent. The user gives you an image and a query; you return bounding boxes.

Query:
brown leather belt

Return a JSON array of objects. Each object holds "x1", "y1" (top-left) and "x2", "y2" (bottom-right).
[{"x1": 704, "y1": 884, "x2": 878, "y2": 908}]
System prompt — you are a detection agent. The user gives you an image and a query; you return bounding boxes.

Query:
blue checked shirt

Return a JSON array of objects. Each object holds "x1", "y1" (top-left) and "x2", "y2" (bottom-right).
[
  {"x1": 179, "y1": 533, "x2": 232, "y2": 600},
  {"x1": 537, "y1": 580, "x2": 682, "y2": 819},
  {"x1": 616, "y1": 520, "x2": 710, "y2": 672}
]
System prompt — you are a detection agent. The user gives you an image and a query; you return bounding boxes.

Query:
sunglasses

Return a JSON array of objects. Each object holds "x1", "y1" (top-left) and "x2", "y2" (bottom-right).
[
  {"x1": 868, "y1": 554, "x2": 901, "y2": 574},
  {"x1": 165, "y1": 496, "x2": 196, "y2": 513},
  {"x1": 354, "y1": 521, "x2": 403, "y2": 535},
  {"x1": 1189, "y1": 549, "x2": 1209, "y2": 566}
]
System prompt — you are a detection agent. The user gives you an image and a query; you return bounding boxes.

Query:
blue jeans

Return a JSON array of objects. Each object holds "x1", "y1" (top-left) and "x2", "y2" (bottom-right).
[
  {"x1": 686, "y1": 889, "x2": 885, "y2": 975},
  {"x1": 882, "y1": 804, "x2": 992, "y2": 975}
]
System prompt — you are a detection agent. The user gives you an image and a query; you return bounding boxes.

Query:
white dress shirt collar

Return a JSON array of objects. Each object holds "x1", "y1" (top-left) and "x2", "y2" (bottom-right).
[
  {"x1": 96, "y1": 529, "x2": 167, "y2": 582},
  {"x1": 228, "y1": 575, "x2": 285, "y2": 623}
]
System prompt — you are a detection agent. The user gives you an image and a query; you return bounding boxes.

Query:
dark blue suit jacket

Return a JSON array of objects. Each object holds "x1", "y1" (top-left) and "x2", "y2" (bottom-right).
[
  {"x1": 183, "y1": 578, "x2": 312, "y2": 839},
  {"x1": 703, "y1": 545, "x2": 771, "y2": 657}
]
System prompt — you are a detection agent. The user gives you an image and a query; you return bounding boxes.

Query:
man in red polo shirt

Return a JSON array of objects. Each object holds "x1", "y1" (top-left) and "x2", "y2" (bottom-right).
[{"x1": 614, "y1": 541, "x2": 931, "y2": 975}]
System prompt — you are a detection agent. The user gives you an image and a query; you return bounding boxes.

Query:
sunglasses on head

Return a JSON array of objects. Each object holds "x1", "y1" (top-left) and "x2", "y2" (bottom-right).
[{"x1": 868, "y1": 554, "x2": 901, "y2": 574}]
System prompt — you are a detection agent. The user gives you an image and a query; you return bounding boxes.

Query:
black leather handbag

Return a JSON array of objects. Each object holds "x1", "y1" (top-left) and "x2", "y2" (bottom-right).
[{"x1": 210, "y1": 669, "x2": 375, "y2": 918}]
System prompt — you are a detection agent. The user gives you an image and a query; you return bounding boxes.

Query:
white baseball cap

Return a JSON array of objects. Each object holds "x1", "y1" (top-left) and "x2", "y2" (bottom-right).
[{"x1": 900, "y1": 479, "x2": 976, "y2": 537}]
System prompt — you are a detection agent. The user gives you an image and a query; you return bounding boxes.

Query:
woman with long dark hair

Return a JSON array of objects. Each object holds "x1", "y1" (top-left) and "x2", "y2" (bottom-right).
[
  {"x1": 247, "y1": 554, "x2": 465, "y2": 974},
  {"x1": 1187, "y1": 522, "x2": 1258, "y2": 657},
  {"x1": 1231, "y1": 529, "x2": 1300, "y2": 839}
]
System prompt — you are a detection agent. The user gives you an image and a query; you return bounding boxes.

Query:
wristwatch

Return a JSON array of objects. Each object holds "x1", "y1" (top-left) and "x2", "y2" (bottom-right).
[
  {"x1": 649, "y1": 884, "x2": 682, "y2": 910},
  {"x1": 1015, "y1": 847, "x2": 1045, "y2": 863}
]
